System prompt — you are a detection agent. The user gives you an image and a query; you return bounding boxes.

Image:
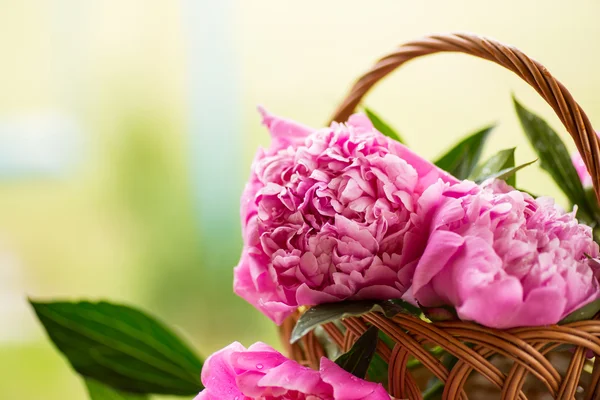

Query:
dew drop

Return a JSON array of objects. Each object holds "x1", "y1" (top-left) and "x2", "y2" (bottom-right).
[{"x1": 256, "y1": 363, "x2": 264, "y2": 369}]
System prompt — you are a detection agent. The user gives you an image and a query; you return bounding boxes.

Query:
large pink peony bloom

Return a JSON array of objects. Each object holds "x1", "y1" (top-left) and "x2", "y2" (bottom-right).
[
  {"x1": 195, "y1": 342, "x2": 390, "y2": 400},
  {"x1": 412, "y1": 179, "x2": 600, "y2": 328},
  {"x1": 234, "y1": 108, "x2": 457, "y2": 324}
]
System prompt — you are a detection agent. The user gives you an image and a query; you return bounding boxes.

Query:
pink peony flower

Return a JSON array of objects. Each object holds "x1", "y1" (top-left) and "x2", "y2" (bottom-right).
[
  {"x1": 195, "y1": 342, "x2": 390, "y2": 400},
  {"x1": 572, "y1": 151, "x2": 593, "y2": 187},
  {"x1": 234, "y1": 108, "x2": 457, "y2": 324},
  {"x1": 571, "y1": 131, "x2": 600, "y2": 187},
  {"x1": 412, "y1": 179, "x2": 600, "y2": 328}
]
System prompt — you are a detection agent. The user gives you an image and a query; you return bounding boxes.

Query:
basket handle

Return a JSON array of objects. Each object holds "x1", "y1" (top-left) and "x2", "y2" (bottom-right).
[{"x1": 330, "y1": 32, "x2": 600, "y2": 203}]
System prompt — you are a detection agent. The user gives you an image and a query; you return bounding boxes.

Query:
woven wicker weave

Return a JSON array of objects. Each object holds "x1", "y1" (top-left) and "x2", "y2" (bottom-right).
[{"x1": 278, "y1": 33, "x2": 600, "y2": 400}]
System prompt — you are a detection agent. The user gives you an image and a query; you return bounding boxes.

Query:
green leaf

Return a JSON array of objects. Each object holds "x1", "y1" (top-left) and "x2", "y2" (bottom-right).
[
  {"x1": 367, "y1": 353, "x2": 389, "y2": 386},
  {"x1": 377, "y1": 330, "x2": 395, "y2": 348},
  {"x1": 579, "y1": 187, "x2": 600, "y2": 240},
  {"x1": 423, "y1": 353, "x2": 459, "y2": 400},
  {"x1": 423, "y1": 380, "x2": 445, "y2": 400},
  {"x1": 85, "y1": 379, "x2": 148, "y2": 400},
  {"x1": 365, "y1": 331, "x2": 395, "y2": 385},
  {"x1": 363, "y1": 107, "x2": 405, "y2": 144},
  {"x1": 483, "y1": 159, "x2": 537, "y2": 184},
  {"x1": 419, "y1": 305, "x2": 459, "y2": 322},
  {"x1": 407, "y1": 346, "x2": 445, "y2": 369},
  {"x1": 470, "y1": 148, "x2": 516, "y2": 186},
  {"x1": 334, "y1": 325, "x2": 379, "y2": 379},
  {"x1": 513, "y1": 97, "x2": 595, "y2": 217},
  {"x1": 290, "y1": 299, "x2": 420, "y2": 344},
  {"x1": 560, "y1": 297, "x2": 600, "y2": 324},
  {"x1": 30, "y1": 299, "x2": 203, "y2": 396},
  {"x1": 434, "y1": 125, "x2": 495, "y2": 179}
]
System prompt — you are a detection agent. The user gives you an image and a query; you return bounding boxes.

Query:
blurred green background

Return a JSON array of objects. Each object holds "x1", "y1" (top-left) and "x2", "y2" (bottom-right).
[{"x1": 1, "y1": 1, "x2": 600, "y2": 399}]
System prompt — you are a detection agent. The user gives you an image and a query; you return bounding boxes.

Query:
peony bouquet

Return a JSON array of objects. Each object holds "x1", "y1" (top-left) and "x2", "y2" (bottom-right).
[
  {"x1": 235, "y1": 108, "x2": 600, "y2": 331},
  {"x1": 30, "y1": 33, "x2": 600, "y2": 399}
]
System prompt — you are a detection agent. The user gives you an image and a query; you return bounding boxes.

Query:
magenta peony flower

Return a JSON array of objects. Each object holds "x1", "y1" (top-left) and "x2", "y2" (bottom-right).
[
  {"x1": 412, "y1": 179, "x2": 600, "y2": 328},
  {"x1": 234, "y1": 108, "x2": 457, "y2": 324},
  {"x1": 195, "y1": 342, "x2": 390, "y2": 400}
]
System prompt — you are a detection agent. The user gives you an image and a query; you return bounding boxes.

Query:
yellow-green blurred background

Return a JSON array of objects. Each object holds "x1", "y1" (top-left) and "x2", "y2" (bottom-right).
[{"x1": 1, "y1": 1, "x2": 600, "y2": 399}]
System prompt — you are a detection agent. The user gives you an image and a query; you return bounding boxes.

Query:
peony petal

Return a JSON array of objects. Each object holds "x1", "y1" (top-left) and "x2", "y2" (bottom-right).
[
  {"x1": 319, "y1": 357, "x2": 391, "y2": 399},
  {"x1": 457, "y1": 276, "x2": 525, "y2": 328},
  {"x1": 231, "y1": 350, "x2": 287, "y2": 374},
  {"x1": 295, "y1": 283, "x2": 345, "y2": 305},
  {"x1": 412, "y1": 231, "x2": 464, "y2": 298},
  {"x1": 258, "y1": 106, "x2": 313, "y2": 149},
  {"x1": 236, "y1": 370, "x2": 267, "y2": 397},
  {"x1": 346, "y1": 112, "x2": 375, "y2": 133},
  {"x1": 572, "y1": 148, "x2": 594, "y2": 187},
  {"x1": 390, "y1": 143, "x2": 459, "y2": 191},
  {"x1": 234, "y1": 256, "x2": 296, "y2": 325},
  {"x1": 353, "y1": 284, "x2": 403, "y2": 300},
  {"x1": 447, "y1": 236, "x2": 503, "y2": 302},
  {"x1": 258, "y1": 360, "x2": 332, "y2": 396},
  {"x1": 198, "y1": 342, "x2": 246, "y2": 399}
]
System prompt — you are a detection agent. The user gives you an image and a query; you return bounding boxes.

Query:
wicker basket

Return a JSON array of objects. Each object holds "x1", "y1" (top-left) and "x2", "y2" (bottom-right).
[{"x1": 278, "y1": 33, "x2": 600, "y2": 400}]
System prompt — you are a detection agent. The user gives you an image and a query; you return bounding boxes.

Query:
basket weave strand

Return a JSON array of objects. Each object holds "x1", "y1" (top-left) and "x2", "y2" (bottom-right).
[
  {"x1": 329, "y1": 33, "x2": 600, "y2": 204},
  {"x1": 283, "y1": 312, "x2": 600, "y2": 399},
  {"x1": 278, "y1": 33, "x2": 600, "y2": 399}
]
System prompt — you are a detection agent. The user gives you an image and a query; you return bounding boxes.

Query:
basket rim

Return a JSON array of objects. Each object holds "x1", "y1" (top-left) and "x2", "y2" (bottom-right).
[{"x1": 329, "y1": 32, "x2": 600, "y2": 204}]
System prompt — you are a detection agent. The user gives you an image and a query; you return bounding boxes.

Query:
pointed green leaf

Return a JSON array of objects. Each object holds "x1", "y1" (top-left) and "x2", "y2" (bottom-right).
[
  {"x1": 470, "y1": 148, "x2": 516, "y2": 186},
  {"x1": 366, "y1": 353, "x2": 389, "y2": 386},
  {"x1": 560, "y1": 297, "x2": 600, "y2": 324},
  {"x1": 30, "y1": 299, "x2": 203, "y2": 396},
  {"x1": 484, "y1": 159, "x2": 537, "y2": 184},
  {"x1": 364, "y1": 331, "x2": 395, "y2": 385},
  {"x1": 363, "y1": 107, "x2": 405, "y2": 144},
  {"x1": 85, "y1": 379, "x2": 148, "y2": 400},
  {"x1": 513, "y1": 97, "x2": 595, "y2": 217},
  {"x1": 290, "y1": 299, "x2": 420, "y2": 344},
  {"x1": 335, "y1": 325, "x2": 379, "y2": 379},
  {"x1": 434, "y1": 125, "x2": 495, "y2": 179}
]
